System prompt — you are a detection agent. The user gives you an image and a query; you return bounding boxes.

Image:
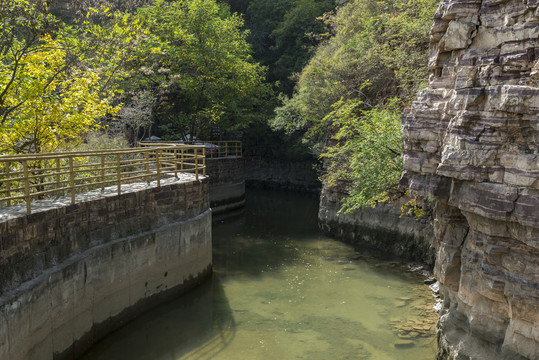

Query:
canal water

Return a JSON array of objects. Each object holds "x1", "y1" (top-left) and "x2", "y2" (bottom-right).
[{"x1": 80, "y1": 189, "x2": 437, "y2": 360}]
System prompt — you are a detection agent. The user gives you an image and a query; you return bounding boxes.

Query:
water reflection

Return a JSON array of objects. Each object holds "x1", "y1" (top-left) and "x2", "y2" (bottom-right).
[{"x1": 80, "y1": 189, "x2": 437, "y2": 360}]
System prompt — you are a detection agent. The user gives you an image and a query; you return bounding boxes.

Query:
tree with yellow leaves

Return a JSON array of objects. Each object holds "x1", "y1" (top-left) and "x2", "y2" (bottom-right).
[
  {"x1": 0, "y1": 34, "x2": 118, "y2": 154},
  {"x1": 0, "y1": 1, "x2": 143, "y2": 154}
]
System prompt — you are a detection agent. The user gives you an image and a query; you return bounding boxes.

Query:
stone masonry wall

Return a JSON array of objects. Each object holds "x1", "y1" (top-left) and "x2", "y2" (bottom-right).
[
  {"x1": 244, "y1": 157, "x2": 321, "y2": 192},
  {"x1": 0, "y1": 176, "x2": 212, "y2": 360},
  {"x1": 402, "y1": 0, "x2": 538, "y2": 358},
  {"x1": 206, "y1": 157, "x2": 245, "y2": 214},
  {"x1": 318, "y1": 184, "x2": 436, "y2": 267}
]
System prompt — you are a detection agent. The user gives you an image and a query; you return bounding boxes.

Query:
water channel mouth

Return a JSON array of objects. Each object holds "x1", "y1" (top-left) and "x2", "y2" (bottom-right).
[{"x1": 80, "y1": 189, "x2": 437, "y2": 360}]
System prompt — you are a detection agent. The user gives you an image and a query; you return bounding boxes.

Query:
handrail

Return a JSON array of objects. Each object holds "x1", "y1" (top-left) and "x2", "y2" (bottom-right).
[
  {"x1": 138, "y1": 140, "x2": 242, "y2": 159},
  {"x1": 0, "y1": 146, "x2": 206, "y2": 214}
]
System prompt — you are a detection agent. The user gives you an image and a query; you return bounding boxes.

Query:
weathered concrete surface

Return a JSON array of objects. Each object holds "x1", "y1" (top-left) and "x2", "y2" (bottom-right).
[
  {"x1": 318, "y1": 184, "x2": 436, "y2": 267},
  {"x1": 402, "y1": 0, "x2": 539, "y2": 358},
  {"x1": 244, "y1": 157, "x2": 321, "y2": 192},
  {"x1": 206, "y1": 157, "x2": 245, "y2": 214},
  {"x1": 0, "y1": 176, "x2": 212, "y2": 360}
]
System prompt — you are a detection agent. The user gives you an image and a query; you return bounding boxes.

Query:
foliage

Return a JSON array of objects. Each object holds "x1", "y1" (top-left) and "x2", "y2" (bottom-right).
[
  {"x1": 271, "y1": 0, "x2": 438, "y2": 209},
  {"x1": 400, "y1": 195, "x2": 426, "y2": 219},
  {"x1": 132, "y1": 0, "x2": 271, "y2": 140},
  {"x1": 0, "y1": 0, "x2": 270, "y2": 153},
  {"x1": 0, "y1": 32, "x2": 118, "y2": 154},
  {"x1": 76, "y1": 130, "x2": 129, "y2": 151},
  {"x1": 0, "y1": 0, "x2": 59, "y2": 125},
  {"x1": 0, "y1": 1, "x2": 154, "y2": 155},
  {"x1": 54, "y1": 0, "x2": 153, "y2": 22},
  {"x1": 321, "y1": 99, "x2": 403, "y2": 210},
  {"x1": 246, "y1": 0, "x2": 336, "y2": 94}
]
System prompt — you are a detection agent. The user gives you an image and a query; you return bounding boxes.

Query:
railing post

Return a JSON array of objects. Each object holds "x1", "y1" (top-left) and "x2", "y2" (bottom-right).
[
  {"x1": 203, "y1": 147, "x2": 206, "y2": 176},
  {"x1": 180, "y1": 148, "x2": 184, "y2": 171},
  {"x1": 22, "y1": 160, "x2": 31, "y2": 214},
  {"x1": 69, "y1": 157, "x2": 75, "y2": 204},
  {"x1": 55, "y1": 158, "x2": 61, "y2": 196},
  {"x1": 156, "y1": 149, "x2": 161, "y2": 187},
  {"x1": 116, "y1": 153, "x2": 121, "y2": 195},
  {"x1": 174, "y1": 148, "x2": 178, "y2": 178},
  {"x1": 145, "y1": 151, "x2": 150, "y2": 184},
  {"x1": 5, "y1": 161, "x2": 11, "y2": 206},
  {"x1": 101, "y1": 155, "x2": 105, "y2": 190},
  {"x1": 225, "y1": 142, "x2": 228, "y2": 158},
  {"x1": 195, "y1": 147, "x2": 199, "y2": 181}
]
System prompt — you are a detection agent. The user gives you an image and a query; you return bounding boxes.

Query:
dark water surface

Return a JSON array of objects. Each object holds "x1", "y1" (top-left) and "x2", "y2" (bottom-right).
[{"x1": 80, "y1": 190, "x2": 437, "y2": 360}]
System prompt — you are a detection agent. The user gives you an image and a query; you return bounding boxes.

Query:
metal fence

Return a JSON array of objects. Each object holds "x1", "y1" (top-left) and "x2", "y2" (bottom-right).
[
  {"x1": 0, "y1": 146, "x2": 206, "y2": 214},
  {"x1": 138, "y1": 140, "x2": 242, "y2": 158}
]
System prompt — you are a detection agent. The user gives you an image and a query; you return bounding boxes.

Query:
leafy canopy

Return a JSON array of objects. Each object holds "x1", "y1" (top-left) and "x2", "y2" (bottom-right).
[
  {"x1": 0, "y1": 33, "x2": 118, "y2": 154},
  {"x1": 133, "y1": 0, "x2": 271, "y2": 140},
  {"x1": 0, "y1": 1, "x2": 130, "y2": 154},
  {"x1": 271, "y1": 0, "x2": 438, "y2": 210},
  {"x1": 0, "y1": 0, "x2": 271, "y2": 153}
]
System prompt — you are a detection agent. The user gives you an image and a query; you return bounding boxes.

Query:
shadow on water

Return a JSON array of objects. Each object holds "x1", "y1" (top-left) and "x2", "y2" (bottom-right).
[
  {"x1": 79, "y1": 277, "x2": 237, "y2": 360},
  {"x1": 212, "y1": 190, "x2": 320, "y2": 279},
  {"x1": 80, "y1": 189, "x2": 438, "y2": 360}
]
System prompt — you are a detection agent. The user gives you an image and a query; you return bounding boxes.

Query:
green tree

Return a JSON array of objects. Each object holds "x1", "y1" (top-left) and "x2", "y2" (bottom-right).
[
  {"x1": 271, "y1": 0, "x2": 438, "y2": 209},
  {"x1": 246, "y1": 0, "x2": 336, "y2": 94},
  {"x1": 321, "y1": 99, "x2": 403, "y2": 210},
  {"x1": 133, "y1": 0, "x2": 271, "y2": 140}
]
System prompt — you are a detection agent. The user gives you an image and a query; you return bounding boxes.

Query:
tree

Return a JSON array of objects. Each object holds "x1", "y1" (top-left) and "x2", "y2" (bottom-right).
[
  {"x1": 246, "y1": 0, "x2": 336, "y2": 94},
  {"x1": 0, "y1": 0, "x2": 59, "y2": 125},
  {"x1": 321, "y1": 99, "x2": 403, "y2": 210},
  {"x1": 0, "y1": 34, "x2": 118, "y2": 154},
  {"x1": 133, "y1": 0, "x2": 271, "y2": 140},
  {"x1": 271, "y1": 0, "x2": 438, "y2": 209},
  {"x1": 113, "y1": 90, "x2": 156, "y2": 144},
  {"x1": 0, "y1": 2, "x2": 146, "y2": 154}
]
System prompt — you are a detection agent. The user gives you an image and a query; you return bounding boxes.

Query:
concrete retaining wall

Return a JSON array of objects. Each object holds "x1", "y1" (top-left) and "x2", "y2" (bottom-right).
[
  {"x1": 206, "y1": 157, "x2": 245, "y2": 215},
  {"x1": 244, "y1": 157, "x2": 321, "y2": 192},
  {"x1": 318, "y1": 185, "x2": 436, "y2": 267},
  {"x1": 0, "y1": 176, "x2": 212, "y2": 360}
]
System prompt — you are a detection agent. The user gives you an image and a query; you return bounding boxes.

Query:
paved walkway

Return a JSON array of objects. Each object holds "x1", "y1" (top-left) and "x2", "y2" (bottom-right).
[{"x1": 0, "y1": 173, "x2": 204, "y2": 222}]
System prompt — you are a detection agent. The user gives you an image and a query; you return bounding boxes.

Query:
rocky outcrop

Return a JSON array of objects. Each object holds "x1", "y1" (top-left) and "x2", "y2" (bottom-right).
[{"x1": 402, "y1": 0, "x2": 539, "y2": 359}]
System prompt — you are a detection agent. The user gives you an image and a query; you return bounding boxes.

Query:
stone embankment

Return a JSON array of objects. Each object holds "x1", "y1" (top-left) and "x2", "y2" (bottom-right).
[
  {"x1": 402, "y1": 0, "x2": 538, "y2": 358},
  {"x1": 318, "y1": 184, "x2": 436, "y2": 267},
  {"x1": 206, "y1": 157, "x2": 245, "y2": 214},
  {"x1": 244, "y1": 157, "x2": 321, "y2": 192},
  {"x1": 0, "y1": 175, "x2": 212, "y2": 360}
]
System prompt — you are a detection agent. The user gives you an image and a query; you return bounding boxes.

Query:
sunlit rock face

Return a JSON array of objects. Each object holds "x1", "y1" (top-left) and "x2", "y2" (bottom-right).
[{"x1": 402, "y1": 0, "x2": 539, "y2": 359}]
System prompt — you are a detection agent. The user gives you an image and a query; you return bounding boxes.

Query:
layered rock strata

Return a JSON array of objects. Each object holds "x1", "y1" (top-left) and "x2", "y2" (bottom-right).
[{"x1": 402, "y1": 0, "x2": 539, "y2": 359}]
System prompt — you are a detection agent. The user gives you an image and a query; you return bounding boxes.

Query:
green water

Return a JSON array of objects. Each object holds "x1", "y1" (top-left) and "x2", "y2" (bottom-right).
[{"x1": 80, "y1": 190, "x2": 437, "y2": 360}]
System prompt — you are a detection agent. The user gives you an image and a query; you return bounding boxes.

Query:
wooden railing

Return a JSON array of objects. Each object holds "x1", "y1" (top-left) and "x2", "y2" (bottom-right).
[
  {"x1": 138, "y1": 140, "x2": 242, "y2": 158},
  {"x1": 0, "y1": 146, "x2": 206, "y2": 214}
]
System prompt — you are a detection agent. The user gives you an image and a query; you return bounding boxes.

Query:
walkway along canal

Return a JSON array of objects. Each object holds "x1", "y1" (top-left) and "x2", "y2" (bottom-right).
[
  {"x1": 80, "y1": 189, "x2": 438, "y2": 360},
  {"x1": 0, "y1": 147, "x2": 212, "y2": 360}
]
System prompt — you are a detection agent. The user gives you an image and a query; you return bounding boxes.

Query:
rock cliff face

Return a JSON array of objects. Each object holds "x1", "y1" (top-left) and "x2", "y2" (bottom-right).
[{"x1": 402, "y1": 0, "x2": 538, "y2": 359}]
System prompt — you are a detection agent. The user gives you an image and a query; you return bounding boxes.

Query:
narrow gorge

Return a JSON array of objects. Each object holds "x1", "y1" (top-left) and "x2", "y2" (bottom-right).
[{"x1": 401, "y1": 0, "x2": 538, "y2": 358}]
